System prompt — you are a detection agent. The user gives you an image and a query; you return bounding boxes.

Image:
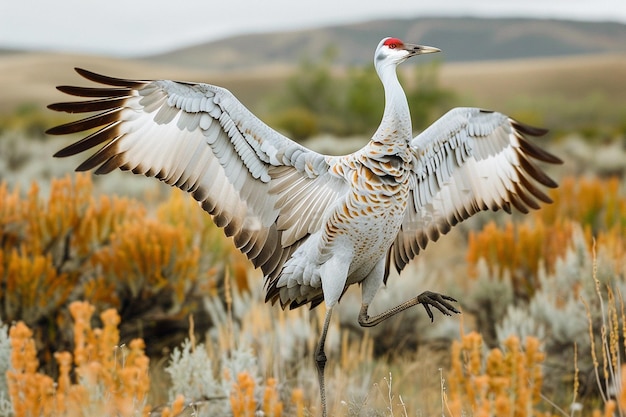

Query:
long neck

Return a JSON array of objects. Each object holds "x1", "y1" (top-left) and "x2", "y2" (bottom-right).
[{"x1": 372, "y1": 66, "x2": 412, "y2": 147}]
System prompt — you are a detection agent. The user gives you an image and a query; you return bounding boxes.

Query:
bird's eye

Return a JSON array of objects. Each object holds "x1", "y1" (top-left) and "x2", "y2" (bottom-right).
[{"x1": 383, "y1": 38, "x2": 403, "y2": 49}]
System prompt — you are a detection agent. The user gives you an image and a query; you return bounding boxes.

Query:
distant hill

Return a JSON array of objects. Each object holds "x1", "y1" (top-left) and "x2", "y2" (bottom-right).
[
  {"x1": 143, "y1": 17, "x2": 626, "y2": 71},
  {"x1": 1, "y1": 16, "x2": 625, "y2": 137},
  {"x1": 0, "y1": 48, "x2": 23, "y2": 56}
]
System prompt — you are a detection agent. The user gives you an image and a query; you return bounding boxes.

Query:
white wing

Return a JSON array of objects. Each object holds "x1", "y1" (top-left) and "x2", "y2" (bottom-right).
[
  {"x1": 47, "y1": 68, "x2": 348, "y2": 294},
  {"x1": 386, "y1": 107, "x2": 562, "y2": 278}
]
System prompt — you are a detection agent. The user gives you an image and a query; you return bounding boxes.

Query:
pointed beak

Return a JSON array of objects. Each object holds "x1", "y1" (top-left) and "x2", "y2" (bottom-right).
[{"x1": 404, "y1": 44, "x2": 441, "y2": 57}]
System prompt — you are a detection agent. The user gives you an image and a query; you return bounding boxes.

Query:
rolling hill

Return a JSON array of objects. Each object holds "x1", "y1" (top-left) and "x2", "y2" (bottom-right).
[
  {"x1": 0, "y1": 17, "x2": 624, "y2": 195},
  {"x1": 143, "y1": 17, "x2": 626, "y2": 71},
  {"x1": 0, "y1": 16, "x2": 624, "y2": 140}
]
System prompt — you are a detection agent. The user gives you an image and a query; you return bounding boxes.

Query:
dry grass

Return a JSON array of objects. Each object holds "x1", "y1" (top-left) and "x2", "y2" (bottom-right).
[
  {"x1": 1, "y1": 51, "x2": 625, "y2": 132},
  {"x1": 439, "y1": 54, "x2": 626, "y2": 110},
  {"x1": 0, "y1": 53, "x2": 287, "y2": 115},
  {"x1": 0, "y1": 170, "x2": 625, "y2": 416}
]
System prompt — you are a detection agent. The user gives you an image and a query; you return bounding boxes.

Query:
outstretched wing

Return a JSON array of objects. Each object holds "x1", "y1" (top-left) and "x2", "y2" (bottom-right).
[
  {"x1": 47, "y1": 68, "x2": 347, "y2": 289},
  {"x1": 386, "y1": 107, "x2": 562, "y2": 278}
]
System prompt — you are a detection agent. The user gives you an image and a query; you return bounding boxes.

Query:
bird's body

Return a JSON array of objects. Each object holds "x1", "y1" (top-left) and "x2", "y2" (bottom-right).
[
  {"x1": 269, "y1": 67, "x2": 416, "y2": 308},
  {"x1": 47, "y1": 37, "x2": 561, "y2": 417},
  {"x1": 272, "y1": 142, "x2": 413, "y2": 308}
]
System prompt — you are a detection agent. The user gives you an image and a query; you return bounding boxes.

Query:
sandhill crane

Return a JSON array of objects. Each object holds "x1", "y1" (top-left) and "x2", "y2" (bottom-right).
[{"x1": 47, "y1": 37, "x2": 561, "y2": 416}]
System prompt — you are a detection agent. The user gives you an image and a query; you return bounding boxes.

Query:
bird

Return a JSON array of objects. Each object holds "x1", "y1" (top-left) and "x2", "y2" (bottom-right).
[{"x1": 46, "y1": 37, "x2": 561, "y2": 417}]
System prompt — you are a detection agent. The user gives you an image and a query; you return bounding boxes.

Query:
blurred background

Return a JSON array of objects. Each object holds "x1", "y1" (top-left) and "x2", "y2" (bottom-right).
[
  {"x1": 1, "y1": 0, "x2": 625, "y2": 190},
  {"x1": 1, "y1": 1, "x2": 625, "y2": 416}
]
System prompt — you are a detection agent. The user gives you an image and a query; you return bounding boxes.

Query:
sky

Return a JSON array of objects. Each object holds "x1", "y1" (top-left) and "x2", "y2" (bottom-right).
[{"x1": 1, "y1": 0, "x2": 624, "y2": 57}]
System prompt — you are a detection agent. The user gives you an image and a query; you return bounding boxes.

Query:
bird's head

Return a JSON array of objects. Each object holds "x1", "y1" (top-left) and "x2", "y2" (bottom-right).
[{"x1": 374, "y1": 37, "x2": 440, "y2": 70}]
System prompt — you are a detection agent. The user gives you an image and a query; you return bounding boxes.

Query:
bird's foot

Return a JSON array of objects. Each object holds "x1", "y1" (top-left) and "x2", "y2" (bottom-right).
[{"x1": 417, "y1": 291, "x2": 460, "y2": 322}]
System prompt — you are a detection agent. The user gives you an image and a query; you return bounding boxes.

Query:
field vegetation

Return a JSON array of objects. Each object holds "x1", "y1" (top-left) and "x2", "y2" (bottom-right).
[{"x1": 0, "y1": 51, "x2": 625, "y2": 416}]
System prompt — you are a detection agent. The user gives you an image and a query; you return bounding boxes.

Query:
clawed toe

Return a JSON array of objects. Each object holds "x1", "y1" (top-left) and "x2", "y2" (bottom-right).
[{"x1": 417, "y1": 291, "x2": 461, "y2": 322}]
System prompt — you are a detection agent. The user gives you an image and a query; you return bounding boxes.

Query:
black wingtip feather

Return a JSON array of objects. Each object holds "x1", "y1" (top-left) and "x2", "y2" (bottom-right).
[
  {"x1": 518, "y1": 155, "x2": 559, "y2": 188},
  {"x1": 75, "y1": 67, "x2": 146, "y2": 88},
  {"x1": 46, "y1": 108, "x2": 122, "y2": 136},
  {"x1": 47, "y1": 97, "x2": 127, "y2": 114},
  {"x1": 514, "y1": 183, "x2": 541, "y2": 210},
  {"x1": 72, "y1": 140, "x2": 120, "y2": 171},
  {"x1": 53, "y1": 125, "x2": 121, "y2": 158},
  {"x1": 511, "y1": 119, "x2": 549, "y2": 137},
  {"x1": 518, "y1": 137, "x2": 563, "y2": 165},
  {"x1": 519, "y1": 175, "x2": 554, "y2": 204},
  {"x1": 55, "y1": 85, "x2": 132, "y2": 98}
]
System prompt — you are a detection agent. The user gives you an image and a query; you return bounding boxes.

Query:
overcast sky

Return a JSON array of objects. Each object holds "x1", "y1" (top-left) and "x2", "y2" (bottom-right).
[{"x1": 1, "y1": 0, "x2": 623, "y2": 56}]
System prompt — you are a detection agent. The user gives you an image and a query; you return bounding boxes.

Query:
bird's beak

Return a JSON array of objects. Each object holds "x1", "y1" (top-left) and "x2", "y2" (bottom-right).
[{"x1": 404, "y1": 44, "x2": 441, "y2": 56}]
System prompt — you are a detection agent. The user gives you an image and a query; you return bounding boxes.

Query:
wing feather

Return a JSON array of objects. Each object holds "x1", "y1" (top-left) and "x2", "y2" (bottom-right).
[
  {"x1": 385, "y1": 107, "x2": 561, "y2": 280},
  {"x1": 47, "y1": 68, "x2": 348, "y2": 294}
]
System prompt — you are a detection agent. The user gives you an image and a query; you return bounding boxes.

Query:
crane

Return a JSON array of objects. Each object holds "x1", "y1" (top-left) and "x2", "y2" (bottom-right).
[{"x1": 46, "y1": 37, "x2": 562, "y2": 416}]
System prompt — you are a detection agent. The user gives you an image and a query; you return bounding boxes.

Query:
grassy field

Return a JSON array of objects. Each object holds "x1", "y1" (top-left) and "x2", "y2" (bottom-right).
[
  {"x1": 0, "y1": 50, "x2": 625, "y2": 416},
  {"x1": 1, "y1": 173, "x2": 624, "y2": 416},
  {"x1": 1, "y1": 51, "x2": 625, "y2": 126}
]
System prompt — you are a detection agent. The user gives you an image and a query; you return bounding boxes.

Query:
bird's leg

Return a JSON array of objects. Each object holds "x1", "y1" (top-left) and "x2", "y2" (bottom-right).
[
  {"x1": 358, "y1": 291, "x2": 460, "y2": 328},
  {"x1": 315, "y1": 307, "x2": 333, "y2": 417}
]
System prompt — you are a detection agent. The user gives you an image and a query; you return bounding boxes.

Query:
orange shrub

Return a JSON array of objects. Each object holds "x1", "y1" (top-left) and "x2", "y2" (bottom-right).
[
  {"x1": 0, "y1": 174, "x2": 242, "y2": 359},
  {"x1": 466, "y1": 176, "x2": 626, "y2": 298},
  {"x1": 7, "y1": 301, "x2": 151, "y2": 417},
  {"x1": 537, "y1": 176, "x2": 625, "y2": 231},
  {"x1": 466, "y1": 219, "x2": 573, "y2": 297},
  {"x1": 228, "y1": 371, "x2": 284, "y2": 417},
  {"x1": 446, "y1": 331, "x2": 552, "y2": 417}
]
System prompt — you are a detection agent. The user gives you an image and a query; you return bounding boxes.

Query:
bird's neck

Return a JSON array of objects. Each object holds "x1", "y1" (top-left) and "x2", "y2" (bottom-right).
[{"x1": 372, "y1": 69, "x2": 412, "y2": 150}]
